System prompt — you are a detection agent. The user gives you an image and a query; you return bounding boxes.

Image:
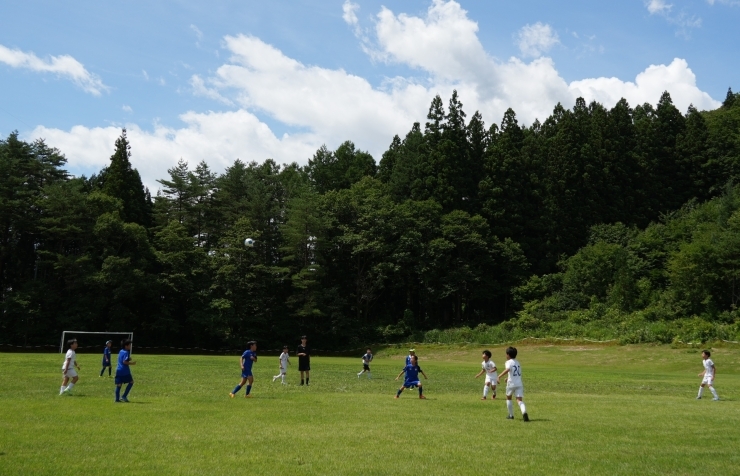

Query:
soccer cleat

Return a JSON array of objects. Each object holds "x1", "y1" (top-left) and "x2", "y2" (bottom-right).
[
  {"x1": 523, "y1": 413, "x2": 529, "y2": 422},
  {"x1": 696, "y1": 396, "x2": 702, "y2": 400},
  {"x1": 272, "y1": 376, "x2": 277, "y2": 382},
  {"x1": 713, "y1": 397, "x2": 720, "y2": 401},
  {"x1": 229, "y1": 393, "x2": 235, "y2": 398},
  {"x1": 481, "y1": 397, "x2": 487, "y2": 400},
  {"x1": 506, "y1": 415, "x2": 514, "y2": 419},
  {"x1": 419, "y1": 395, "x2": 426, "y2": 399},
  {"x1": 121, "y1": 397, "x2": 129, "y2": 403},
  {"x1": 114, "y1": 400, "x2": 121, "y2": 403},
  {"x1": 244, "y1": 394, "x2": 253, "y2": 398}
]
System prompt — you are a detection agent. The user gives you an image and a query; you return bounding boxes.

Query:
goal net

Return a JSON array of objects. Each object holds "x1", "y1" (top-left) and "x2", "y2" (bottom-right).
[{"x1": 60, "y1": 331, "x2": 134, "y2": 354}]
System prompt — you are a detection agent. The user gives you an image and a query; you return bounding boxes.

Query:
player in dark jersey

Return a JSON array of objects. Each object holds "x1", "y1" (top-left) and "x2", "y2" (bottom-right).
[{"x1": 297, "y1": 336, "x2": 310, "y2": 385}]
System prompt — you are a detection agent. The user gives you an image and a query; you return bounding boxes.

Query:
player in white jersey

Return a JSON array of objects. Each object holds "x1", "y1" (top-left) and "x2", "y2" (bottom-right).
[
  {"x1": 473, "y1": 350, "x2": 497, "y2": 400},
  {"x1": 358, "y1": 348, "x2": 373, "y2": 379},
  {"x1": 272, "y1": 346, "x2": 290, "y2": 384},
  {"x1": 497, "y1": 346, "x2": 529, "y2": 422},
  {"x1": 60, "y1": 339, "x2": 81, "y2": 395},
  {"x1": 697, "y1": 350, "x2": 719, "y2": 401}
]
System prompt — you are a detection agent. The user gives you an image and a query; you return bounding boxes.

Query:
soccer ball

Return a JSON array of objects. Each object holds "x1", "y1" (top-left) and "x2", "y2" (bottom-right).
[{"x1": 244, "y1": 238, "x2": 255, "y2": 247}]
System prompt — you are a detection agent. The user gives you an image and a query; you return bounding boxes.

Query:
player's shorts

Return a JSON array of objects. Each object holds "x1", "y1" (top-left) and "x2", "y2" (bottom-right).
[
  {"x1": 115, "y1": 374, "x2": 133, "y2": 385},
  {"x1": 484, "y1": 374, "x2": 497, "y2": 385},
  {"x1": 63, "y1": 368, "x2": 78, "y2": 378},
  {"x1": 363, "y1": 364, "x2": 370, "y2": 371},
  {"x1": 506, "y1": 385, "x2": 524, "y2": 398},
  {"x1": 102, "y1": 360, "x2": 111, "y2": 367},
  {"x1": 403, "y1": 380, "x2": 421, "y2": 388},
  {"x1": 241, "y1": 370, "x2": 253, "y2": 379},
  {"x1": 298, "y1": 361, "x2": 310, "y2": 371},
  {"x1": 702, "y1": 376, "x2": 714, "y2": 386}
]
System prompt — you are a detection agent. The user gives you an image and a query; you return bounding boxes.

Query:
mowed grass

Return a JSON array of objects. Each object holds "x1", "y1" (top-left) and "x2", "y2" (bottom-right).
[{"x1": 1, "y1": 344, "x2": 739, "y2": 475}]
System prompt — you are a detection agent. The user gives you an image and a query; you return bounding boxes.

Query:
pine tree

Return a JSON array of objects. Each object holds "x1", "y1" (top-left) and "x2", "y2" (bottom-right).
[{"x1": 102, "y1": 129, "x2": 151, "y2": 227}]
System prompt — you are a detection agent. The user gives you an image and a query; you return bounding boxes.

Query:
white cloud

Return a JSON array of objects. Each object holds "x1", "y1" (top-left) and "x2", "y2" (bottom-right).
[
  {"x1": 31, "y1": 111, "x2": 318, "y2": 191},
  {"x1": 645, "y1": 0, "x2": 701, "y2": 37},
  {"x1": 25, "y1": 0, "x2": 720, "y2": 189},
  {"x1": 190, "y1": 74, "x2": 233, "y2": 105},
  {"x1": 122, "y1": 105, "x2": 133, "y2": 113},
  {"x1": 706, "y1": 0, "x2": 740, "y2": 5},
  {"x1": 0, "y1": 44, "x2": 108, "y2": 96},
  {"x1": 342, "y1": 1, "x2": 360, "y2": 28},
  {"x1": 190, "y1": 24, "x2": 204, "y2": 41},
  {"x1": 516, "y1": 22, "x2": 560, "y2": 58},
  {"x1": 646, "y1": 0, "x2": 672, "y2": 14},
  {"x1": 142, "y1": 70, "x2": 149, "y2": 81}
]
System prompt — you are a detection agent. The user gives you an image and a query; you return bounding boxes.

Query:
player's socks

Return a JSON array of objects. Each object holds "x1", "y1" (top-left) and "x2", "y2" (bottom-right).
[
  {"x1": 519, "y1": 401, "x2": 527, "y2": 414},
  {"x1": 483, "y1": 386, "x2": 489, "y2": 398},
  {"x1": 115, "y1": 386, "x2": 121, "y2": 401},
  {"x1": 357, "y1": 372, "x2": 361, "y2": 378},
  {"x1": 418, "y1": 387, "x2": 423, "y2": 396},
  {"x1": 697, "y1": 387, "x2": 704, "y2": 398},
  {"x1": 232, "y1": 384, "x2": 242, "y2": 395},
  {"x1": 367, "y1": 372, "x2": 371, "y2": 379},
  {"x1": 710, "y1": 387, "x2": 719, "y2": 399},
  {"x1": 506, "y1": 400, "x2": 514, "y2": 417},
  {"x1": 59, "y1": 385, "x2": 65, "y2": 395},
  {"x1": 123, "y1": 382, "x2": 133, "y2": 398},
  {"x1": 100, "y1": 368, "x2": 105, "y2": 377},
  {"x1": 396, "y1": 388, "x2": 403, "y2": 397},
  {"x1": 306, "y1": 378, "x2": 310, "y2": 385},
  {"x1": 281, "y1": 375, "x2": 286, "y2": 383},
  {"x1": 246, "y1": 385, "x2": 252, "y2": 395},
  {"x1": 301, "y1": 379, "x2": 304, "y2": 385},
  {"x1": 65, "y1": 383, "x2": 74, "y2": 393}
]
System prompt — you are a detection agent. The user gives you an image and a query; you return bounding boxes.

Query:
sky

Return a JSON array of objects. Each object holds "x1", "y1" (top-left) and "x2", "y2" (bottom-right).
[{"x1": 1, "y1": 0, "x2": 738, "y2": 190}]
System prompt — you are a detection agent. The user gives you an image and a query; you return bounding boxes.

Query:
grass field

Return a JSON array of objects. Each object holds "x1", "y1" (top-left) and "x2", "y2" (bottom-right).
[{"x1": 1, "y1": 344, "x2": 739, "y2": 475}]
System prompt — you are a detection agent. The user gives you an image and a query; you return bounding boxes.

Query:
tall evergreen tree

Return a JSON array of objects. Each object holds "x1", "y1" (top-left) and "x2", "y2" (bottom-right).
[{"x1": 101, "y1": 129, "x2": 152, "y2": 227}]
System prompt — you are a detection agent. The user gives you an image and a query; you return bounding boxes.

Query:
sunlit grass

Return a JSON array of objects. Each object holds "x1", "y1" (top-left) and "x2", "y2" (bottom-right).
[{"x1": 1, "y1": 344, "x2": 739, "y2": 475}]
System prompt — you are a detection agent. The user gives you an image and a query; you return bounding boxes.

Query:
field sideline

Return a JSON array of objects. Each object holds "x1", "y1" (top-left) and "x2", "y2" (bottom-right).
[{"x1": 1, "y1": 344, "x2": 739, "y2": 475}]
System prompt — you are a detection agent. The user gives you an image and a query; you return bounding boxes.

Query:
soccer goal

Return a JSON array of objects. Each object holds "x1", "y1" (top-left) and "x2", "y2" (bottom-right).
[{"x1": 59, "y1": 331, "x2": 134, "y2": 353}]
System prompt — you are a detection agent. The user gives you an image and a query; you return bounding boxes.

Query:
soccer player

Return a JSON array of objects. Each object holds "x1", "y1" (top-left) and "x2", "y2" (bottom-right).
[
  {"x1": 60, "y1": 339, "x2": 80, "y2": 395},
  {"x1": 100, "y1": 340, "x2": 112, "y2": 377},
  {"x1": 297, "y1": 336, "x2": 310, "y2": 385},
  {"x1": 230, "y1": 341, "x2": 257, "y2": 398},
  {"x1": 272, "y1": 345, "x2": 290, "y2": 384},
  {"x1": 697, "y1": 350, "x2": 720, "y2": 401},
  {"x1": 115, "y1": 339, "x2": 136, "y2": 403},
  {"x1": 498, "y1": 346, "x2": 529, "y2": 421},
  {"x1": 394, "y1": 355, "x2": 428, "y2": 399},
  {"x1": 474, "y1": 350, "x2": 497, "y2": 400},
  {"x1": 405, "y1": 349, "x2": 416, "y2": 366},
  {"x1": 358, "y1": 348, "x2": 373, "y2": 379}
]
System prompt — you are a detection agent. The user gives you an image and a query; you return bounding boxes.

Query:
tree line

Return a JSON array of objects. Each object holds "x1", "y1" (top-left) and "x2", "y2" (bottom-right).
[{"x1": 1, "y1": 88, "x2": 739, "y2": 349}]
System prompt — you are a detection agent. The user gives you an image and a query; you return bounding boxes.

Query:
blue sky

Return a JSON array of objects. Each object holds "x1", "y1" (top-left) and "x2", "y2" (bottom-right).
[{"x1": 1, "y1": 0, "x2": 738, "y2": 188}]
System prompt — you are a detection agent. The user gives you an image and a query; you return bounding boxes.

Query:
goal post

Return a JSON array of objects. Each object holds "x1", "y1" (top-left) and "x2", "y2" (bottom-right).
[{"x1": 60, "y1": 331, "x2": 134, "y2": 353}]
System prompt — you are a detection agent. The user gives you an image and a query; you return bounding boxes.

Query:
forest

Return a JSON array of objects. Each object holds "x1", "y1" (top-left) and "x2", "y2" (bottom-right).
[{"x1": 2, "y1": 88, "x2": 740, "y2": 349}]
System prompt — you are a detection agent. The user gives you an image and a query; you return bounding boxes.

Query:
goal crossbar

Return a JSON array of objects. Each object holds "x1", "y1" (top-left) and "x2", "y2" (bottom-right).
[{"x1": 60, "y1": 331, "x2": 134, "y2": 353}]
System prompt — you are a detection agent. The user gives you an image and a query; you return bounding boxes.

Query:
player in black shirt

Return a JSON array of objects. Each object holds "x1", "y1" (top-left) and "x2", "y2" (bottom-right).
[{"x1": 297, "y1": 335, "x2": 310, "y2": 385}]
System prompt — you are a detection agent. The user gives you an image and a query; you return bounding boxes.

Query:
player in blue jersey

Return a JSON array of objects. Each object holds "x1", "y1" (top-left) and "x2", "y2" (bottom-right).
[
  {"x1": 230, "y1": 341, "x2": 258, "y2": 398},
  {"x1": 394, "y1": 355, "x2": 428, "y2": 399},
  {"x1": 405, "y1": 348, "x2": 416, "y2": 366},
  {"x1": 100, "y1": 340, "x2": 112, "y2": 377},
  {"x1": 114, "y1": 339, "x2": 136, "y2": 403}
]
